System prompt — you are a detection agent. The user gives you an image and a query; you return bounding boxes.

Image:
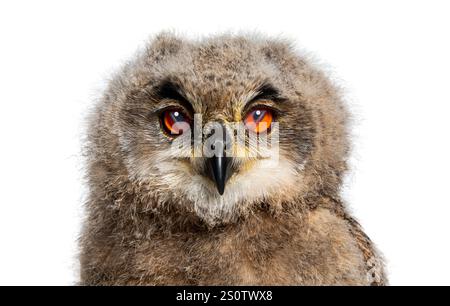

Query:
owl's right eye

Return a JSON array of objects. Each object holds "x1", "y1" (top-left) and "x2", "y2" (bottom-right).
[{"x1": 160, "y1": 109, "x2": 192, "y2": 136}]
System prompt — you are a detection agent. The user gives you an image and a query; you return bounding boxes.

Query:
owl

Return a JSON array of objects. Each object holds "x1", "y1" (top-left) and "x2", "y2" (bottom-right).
[{"x1": 79, "y1": 33, "x2": 387, "y2": 285}]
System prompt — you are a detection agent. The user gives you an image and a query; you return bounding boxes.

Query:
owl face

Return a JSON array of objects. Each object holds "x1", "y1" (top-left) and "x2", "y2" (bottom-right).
[{"x1": 104, "y1": 34, "x2": 344, "y2": 224}]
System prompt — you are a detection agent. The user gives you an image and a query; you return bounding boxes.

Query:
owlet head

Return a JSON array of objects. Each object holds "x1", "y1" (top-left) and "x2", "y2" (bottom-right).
[{"x1": 88, "y1": 33, "x2": 349, "y2": 225}]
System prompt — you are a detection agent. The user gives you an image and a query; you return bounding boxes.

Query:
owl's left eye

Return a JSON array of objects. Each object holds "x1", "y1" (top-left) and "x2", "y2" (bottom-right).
[
  {"x1": 243, "y1": 108, "x2": 274, "y2": 134},
  {"x1": 161, "y1": 109, "x2": 192, "y2": 136}
]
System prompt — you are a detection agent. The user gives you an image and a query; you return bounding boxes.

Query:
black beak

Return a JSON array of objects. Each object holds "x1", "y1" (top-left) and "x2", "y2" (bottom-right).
[{"x1": 206, "y1": 155, "x2": 232, "y2": 195}]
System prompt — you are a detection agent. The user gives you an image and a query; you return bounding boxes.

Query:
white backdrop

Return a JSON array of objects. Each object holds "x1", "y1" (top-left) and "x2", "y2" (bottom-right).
[{"x1": 1, "y1": 0, "x2": 449, "y2": 285}]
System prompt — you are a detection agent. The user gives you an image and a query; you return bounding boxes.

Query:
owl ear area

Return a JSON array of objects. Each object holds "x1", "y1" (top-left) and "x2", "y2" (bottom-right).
[
  {"x1": 148, "y1": 32, "x2": 185, "y2": 62},
  {"x1": 260, "y1": 39, "x2": 293, "y2": 61}
]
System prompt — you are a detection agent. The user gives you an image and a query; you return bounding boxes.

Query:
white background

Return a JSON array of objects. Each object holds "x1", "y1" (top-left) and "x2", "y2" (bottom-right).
[{"x1": 1, "y1": 0, "x2": 449, "y2": 286}]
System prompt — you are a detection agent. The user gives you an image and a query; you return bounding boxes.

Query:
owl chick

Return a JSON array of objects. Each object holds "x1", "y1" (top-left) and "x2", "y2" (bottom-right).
[{"x1": 80, "y1": 33, "x2": 387, "y2": 285}]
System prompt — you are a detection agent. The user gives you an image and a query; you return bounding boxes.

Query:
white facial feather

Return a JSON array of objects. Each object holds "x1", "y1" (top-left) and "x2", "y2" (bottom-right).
[{"x1": 136, "y1": 150, "x2": 304, "y2": 224}]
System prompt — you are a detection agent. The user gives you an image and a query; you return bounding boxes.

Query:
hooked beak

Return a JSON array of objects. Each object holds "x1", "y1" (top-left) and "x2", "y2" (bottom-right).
[
  {"x1": 204, "y1": 122, "x2": 234, "y2": 195},
  {"x1": 206, "y1": 155, "x2": 233, "y2": 196}
]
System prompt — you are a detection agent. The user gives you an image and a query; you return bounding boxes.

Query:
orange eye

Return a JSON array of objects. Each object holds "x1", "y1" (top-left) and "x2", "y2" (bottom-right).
[
  {"x1": 161, "y1": 109, "x2": 191, "y2": 136},
  {"x1": 244, "y1": 108, "x2": 274, "y2": 134}
]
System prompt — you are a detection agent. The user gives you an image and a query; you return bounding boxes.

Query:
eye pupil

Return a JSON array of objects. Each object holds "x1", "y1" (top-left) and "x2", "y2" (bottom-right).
[{"x1": 253, "y1": 109, "x2": 265, "y2": 121}]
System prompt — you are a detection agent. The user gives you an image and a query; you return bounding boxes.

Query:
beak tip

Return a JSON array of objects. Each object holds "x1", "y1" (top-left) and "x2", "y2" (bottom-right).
[
  {"x1": 217, "y1": 186, "x2": 225, "y2": 196},
  {"x1": 214, "y1": 176, "x2": 226, "y2": 195},
  {"x1": 206, "y1": 156, "x2": 231, "y2": 197}
]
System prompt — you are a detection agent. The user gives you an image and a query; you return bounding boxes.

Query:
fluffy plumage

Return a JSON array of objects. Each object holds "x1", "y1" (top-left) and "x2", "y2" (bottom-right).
[{"x1": 79, "y1": 33, "x2": 387, "y2": 285}]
